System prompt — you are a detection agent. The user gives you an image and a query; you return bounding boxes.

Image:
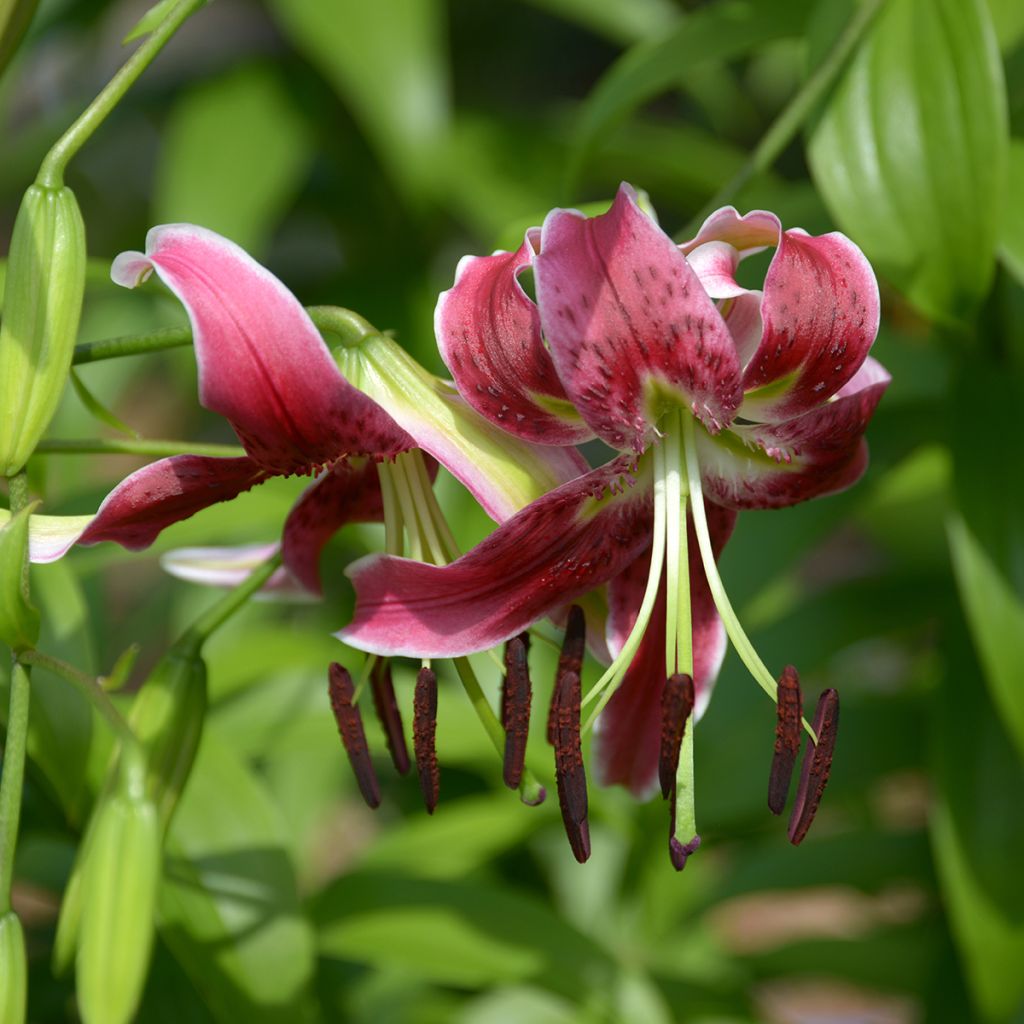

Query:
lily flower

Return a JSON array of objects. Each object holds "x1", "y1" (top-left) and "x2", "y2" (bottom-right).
[
  {"x1": 340, "y1": 184, "x2": 887, "y2": 861},
  {"x1": 21, "y1": 225, "x2": 584, "y2": 596}
]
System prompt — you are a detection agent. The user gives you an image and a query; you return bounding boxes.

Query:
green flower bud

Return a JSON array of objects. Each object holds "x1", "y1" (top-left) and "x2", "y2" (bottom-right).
[
  {"x1": 76, "y1": 791, "x2": 160, "y2": 1024},
  {"x1": 0, "y1": 911, "x2": 27, "y2": 1024},
  {"x1": 0, "y1": 183, "x2": 86, "y2": 477},
  {"x1": 130, "y1": 643, "x2": 207, "y2": 829}
]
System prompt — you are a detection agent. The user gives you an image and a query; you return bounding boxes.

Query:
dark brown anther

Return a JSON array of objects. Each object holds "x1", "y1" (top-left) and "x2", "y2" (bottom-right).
[
  {"x1": 788, "y1": 688, "x2": 839, "y2": 845},
  {"x1": 768, "y1": 665, "x2": 803, "y2": 815},
  {"x1": 328, "y1": 662, "x2": 381, "y2": 809},
  {"x1": 413, "y1": 667, "x2": 440, "y2": 814},
  {"x1": 551, "y1": 668, "x2": 590, "y2": 863},
  {"x1": 667, "y1": 782, "x2": 701, "y2": 871},
  {"x1": 370, "y1": 659, "x2": 410, "y2": 776},
  {"x1": 548, "y1": 605, "x2": 586, "y2": 745},
  {"x1": 502, "y1": 635, "x2": 532, "y2": 789},
  {"x1": 659, "y1": 673, "x2": 695, "y2": 800}
]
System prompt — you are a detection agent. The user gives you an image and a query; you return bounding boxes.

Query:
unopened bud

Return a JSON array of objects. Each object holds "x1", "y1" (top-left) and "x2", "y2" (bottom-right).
[
  {"x1": 0, "y1": 910, "x2": 27, "y2": 1024},
  {"x1": 76, "y1": 791, "x2": 160, "y2": 1024},
  {"x1": 0, "y1": 183, "x2": 86, "y2": 476}
]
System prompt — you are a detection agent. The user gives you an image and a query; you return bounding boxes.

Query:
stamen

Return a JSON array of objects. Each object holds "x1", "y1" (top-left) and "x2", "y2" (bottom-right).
[
  {"x1": 413, "y1": 666, "x2": 440, "y2": 814},
  {"x1": 502, "y1": 634, "x2": 532, "y2": 789},
  {"x1": 370, "y1": 658, "x2": 410, "y2": 776},
  {"x1": 328, "y1": 662, "x2": 381, "y2": 809},
  {"x1": 550, "y1": 668, "x2": 590, "y2": 863},
  {"x1": 788, "y1": 688, "x2": 839, "y2": 845},
  {"x1": 548, "y1": 605, "x2": 585, "y2": 744},
  {"x1": 659, "y1": 673, "x2": 695, "y2": 800},
  {"x1": 667, "y1": 783, "x2": 701, "y2": 870},
  {"x1": 768, "y1": 665, "x2": 802, "y2": 814}
]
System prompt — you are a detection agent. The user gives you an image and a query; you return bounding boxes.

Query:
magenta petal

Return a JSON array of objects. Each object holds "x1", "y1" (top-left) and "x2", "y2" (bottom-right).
[
  {"x1": 700, "y1": 357, "x2": 890, "y2": 510},
  {"x1": 684, "y1": 241, "x2": 746, "y2": 299},
  {"x1": 741, "y1": 229, "x2": 880, "y2": 420},
  {"x1": 77, "y1": 455, "x2": 268, "y2": 551},
  {"x1": 595, "y1": 504, "x2": 736, "y2": 797},
  {"x1": 436, "y1": 234, "x2": 593, "y2": 445},
  {"x1": 535, "y1": 184, "x2": 742, "y2": 450},
  {"x1": 112, "y1": 226, "x2": 411, "y2": 474},
  {"x1": 338, "y1": 457, "x2": 653, "y2": 658}
]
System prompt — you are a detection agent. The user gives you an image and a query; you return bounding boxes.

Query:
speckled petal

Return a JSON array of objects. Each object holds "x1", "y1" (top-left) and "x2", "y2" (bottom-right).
[
  {"x1": 112, "y1": 225, "x2": 412, "y2": 474},
  {"x1": 338, "y1": 457, "x2": 653, "y2": 658},
  {"x1": 436, "y1": 233, "x2": 592, "y2": 445},
  {"x1": 535, "y1": 184, "x2": 742, "y2": 450}
]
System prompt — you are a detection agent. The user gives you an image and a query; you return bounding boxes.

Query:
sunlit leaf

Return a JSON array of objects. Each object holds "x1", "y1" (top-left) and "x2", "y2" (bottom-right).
[
  {"x1": 154, "y1": 64, "x2": 313, "y2": 255},
  {"x1": 266, "y1": 0, "x2": 449, "y2": 204},
  {"x1": 807, "y1": 0, "x2": 1009, "y2": 323}
]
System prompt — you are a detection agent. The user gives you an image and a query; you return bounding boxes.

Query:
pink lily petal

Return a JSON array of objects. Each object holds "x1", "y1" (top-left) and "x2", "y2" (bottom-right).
[
  {"x1": 436, "y1": 233, "x2": 593, "y2": 445},
  {"x1": 698, "y1": 357, "x2": 890, "y2": 510},
  {"x1": 282, "y1": 455, "x2": 438, "y2": 594},
  {"x1": 76, "y1": 455, "x2": 269, "y2": 552},
  {"x1": 685, "y1": 241, "x2": 746, "y2": 299},
  {"x1": 724, "y1": 290, "x2": 764, "y2": 369},
  {"x1": 595, "y1": 503, "x2": 736, "y2": 797},
  {"x1": 535, "y1": 184, "x2": 742, "y2": 451},
  {"x1": 680, "y1": 206, "x2": 880, "y2": 421},
  {"x1": 112, "y1": 225, "x2": 412, "y2": 474},
  {"x1": 160, "y1": 543, "x2": 311, "y2": 600},
  {"x1": 338, "y1": 457, "x2": 653, "y2": 658}
]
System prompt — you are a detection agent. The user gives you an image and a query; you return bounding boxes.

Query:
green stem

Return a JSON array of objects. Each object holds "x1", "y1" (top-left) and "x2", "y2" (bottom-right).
[
  {"x1": 0, "y1": 473, "x2": 31, "y2": 912},
  {"x1": 35, "y1": 438, "x2": 245, "y2": 458},
  {"x1": 72, "y1": 326, "x2": 192, "y2": 366},
  {"x1": 679, "y1": 0, "x2": 884, "y2": 238},
  {"x1": 0, "y1": 661, "x2": 30, "y2": 913},
  {"x1": 37, "y1": 0, "x2": 207, "y2": 187},
  {"x1": 452, "y1": 657, "x2": 546, "y2": 806},
  {"x1": 179, "y1": 550, "x2": 282, "y2": 650},
  {"x1": 16, "y1": 650, "x2": 137, "y2": 748}
]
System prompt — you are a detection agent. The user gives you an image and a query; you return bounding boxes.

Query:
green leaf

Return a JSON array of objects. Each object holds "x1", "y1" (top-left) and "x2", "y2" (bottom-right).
[
  {"x1": 516, "y1": 0, "x2": 678, "y2": 45},
  {"x1": 932, "y1": 632, "x2": 1024, "y2": 1020},
  {"x1": 159, "y1": 727, "x2": 318, "y2": 1024},
  {"x1": 266, "y1": 0, "x2": 449, "y2": 204},
  {"x1": 0, "y1": 502, "x2": 38, "y2": 651},
  {"x1": 0, "y1": 0, "x2": 37, "y2": 79},
  {"x1": 154, "y1": 64, "x2": 313, "y2": 255},
  {"x1": 121, "y1": 0, "x2": 176, "y2": 43},
  {"x1": 567, "y1": 0, "x2": 813, "y2": 190},
  {"x1": 999, "y1": 139, "x2": 1024, "y2": 286},
  {"x1": 69, "y1": 368, "x2": 139, "y2": 437},
  {"x1": 807, "y1": 0, "x2": 1009, "y2": 324},
  {"x1": 985, "y1": 0, "x2": 1024, "y2": 52}
]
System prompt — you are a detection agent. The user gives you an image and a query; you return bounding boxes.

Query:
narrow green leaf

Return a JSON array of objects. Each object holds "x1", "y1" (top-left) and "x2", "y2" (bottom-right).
[
  {"x1": 999, "y1": 139, "x2": 1024, "y2": 286},
  {"x1": 807, "y1": 0, "x2": 1009, "y2": 323},
  {"x1": 567, "y1": 0, "x2": 813, "y2": 189},
  {"x1": 69, "y1": 369, "x2": 138, "y2": 437},
  {"x1": 0, "y1": 503, "x2": 38, "y2": 652},
  {"x1": 266, "y1": 0, "x2": 449, "y2": 204},
  {"x1": 154, "y1": 64, "x2": 313, "y2": 255},
  {"x1": 122, "y1": 0, "x2": 176, "y2": 43}
]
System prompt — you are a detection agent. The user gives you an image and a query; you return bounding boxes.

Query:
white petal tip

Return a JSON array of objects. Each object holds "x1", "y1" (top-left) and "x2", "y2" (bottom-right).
[{"x1": 111, "y1": 251, "x2": 154, "y2": 289}]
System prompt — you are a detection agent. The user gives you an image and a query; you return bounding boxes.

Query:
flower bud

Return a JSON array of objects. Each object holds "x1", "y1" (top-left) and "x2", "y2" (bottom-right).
[
  {"x1": 129, "y1": 644, "x2": 207, "y2": 829},
  {"x1": 76, "y1": 791, "x2": 160, "y2": 1024},
  {"x1": 0, "y1": 911, "x2": 27, "y2": 1024},
  {"x1": 0, "y1": 183, "x2": 86, "y2": 476}
]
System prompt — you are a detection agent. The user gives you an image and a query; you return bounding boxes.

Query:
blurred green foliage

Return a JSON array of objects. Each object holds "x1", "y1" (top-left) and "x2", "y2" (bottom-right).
[{"x1": 2, "y1": 0, "x2": 1024, "y2": 1021}]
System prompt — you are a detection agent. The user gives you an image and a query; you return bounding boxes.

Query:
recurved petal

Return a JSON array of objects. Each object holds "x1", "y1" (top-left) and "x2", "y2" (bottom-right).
[
  {"x1": 679, "y1": 206, "x2": 781, "y2": 256},
  {"x1": 740, "y1": 228, "x2": 880, "y2": 420},
  {"x1": 685, "y1": 241, "x2": 746, "y2": 299},
  {"x1": 160, "y1": 543, "x2": 310, "y2": 599},
  {"x1": 536, "y1": 184, "x2": 742, "y2": 450},
  {"x1": 73, "y1": 455, "x2": 269, "y2": 552},
  {"x1": 697, "y1": 357, "x2": 889, "y2": 509},
  {"x1": 595, "y1": 504, "x2": 736, "y2": 797},
  {"x1": 112, "y1": 225, "x2": 412, "y2": 474},
  {"x1": 338, "y1": 457, "x2": 653, "y2": 658},
  {"x1": 436, "y1": 234, "x2": 593, "y2": 445}
]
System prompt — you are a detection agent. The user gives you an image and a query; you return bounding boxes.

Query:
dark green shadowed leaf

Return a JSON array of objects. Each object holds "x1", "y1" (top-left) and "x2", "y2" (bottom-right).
[
  {"x1": 0, "y1": 503, "x2": 38, "y2": 651},
  {"x1": 567, "y1": 0, "x2": 814, "y2": 191},
  {"x1": 154, "y1": 64, "x2": 313, "y2": 256},
  {"x1": 807, "y1": 0, "x2": 1009, "y2": 324}
]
